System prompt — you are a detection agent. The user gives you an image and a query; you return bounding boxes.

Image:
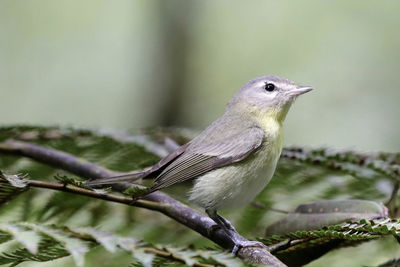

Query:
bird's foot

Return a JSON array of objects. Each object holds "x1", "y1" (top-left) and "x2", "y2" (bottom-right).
[
  {"x1": 205, "y1": 209, "x2": 266, "y2": 255},
  {"x1": 206, "y1": 220, "x2": 236, "y2": 237},
  {"x1": 231, "y1": 234, "x2": 267, "y2": 255},
  {"x1": 206, "y1": 209, "x2": 237, "y2": 235},
  {"x1": 217, "y1": 214, "x2": 237, "y2": 232},
  {"x1": 207, "y1": 224, "x2": 221, "y2": 237}
]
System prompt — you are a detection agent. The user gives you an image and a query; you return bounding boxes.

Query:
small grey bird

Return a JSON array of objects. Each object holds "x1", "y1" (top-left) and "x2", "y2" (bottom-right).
[{"x1": 87, "y1": 76, "x2": 313, "y2": 253}]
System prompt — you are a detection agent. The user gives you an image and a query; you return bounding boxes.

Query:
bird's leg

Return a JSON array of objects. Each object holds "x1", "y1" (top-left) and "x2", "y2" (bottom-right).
[
  {"x1": 206, "y1": 209, "x2": 266, "y2": 255},
  {"x1": 216, "y1": 213, "x2": 237, "y2": 232},
  {"x1": 206, "y1": 209, "x2": 233, "y2": 236},
  {"x1": 206, "y1": 209, "x2": 236, "y2": 231}
]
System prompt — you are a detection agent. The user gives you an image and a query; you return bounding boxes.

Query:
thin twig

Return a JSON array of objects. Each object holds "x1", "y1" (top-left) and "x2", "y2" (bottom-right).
[
  {"x1": 142, "y1": 247, "x2": 213, "y2": 267},
  {"x1": 267, "y1": 239, "x2": 291, "y2": 253},
  {"x1": 385, "y1": 181, "x2": 400, "y2": 218},
  {"x1": 386, "y1": 181, "x2": 400, "y2": 207},
  {"x1": 267, "y1": 239, "x2": 304, "y2": 253},
  {"x1": 251, "y1": 202, "x2": 290, "y2": 214},
  {"x1": 0, "y1": 139, "x2": 286, "y2": 266},
  {"x1": 0, "y1": 178, "x2": 167, "y2": 211}
]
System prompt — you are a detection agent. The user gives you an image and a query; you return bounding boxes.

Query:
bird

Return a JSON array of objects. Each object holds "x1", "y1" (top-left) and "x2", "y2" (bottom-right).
[{"x1": 86, "y1": 75, "x2": 313, "y2": 253}]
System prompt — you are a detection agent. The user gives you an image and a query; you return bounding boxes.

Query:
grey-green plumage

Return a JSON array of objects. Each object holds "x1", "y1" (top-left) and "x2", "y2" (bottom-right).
[
  {"x1": 152, "y1": 115, "x2": 264, "y2": 191},
  {"x1": 86, "y1": 75, "x2": 313, "y2": 253}
]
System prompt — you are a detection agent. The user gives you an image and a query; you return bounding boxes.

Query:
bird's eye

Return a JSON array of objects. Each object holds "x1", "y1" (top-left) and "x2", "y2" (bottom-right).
[{"x1": 264, "y1": 83, "x2": 275, "y2": 92}]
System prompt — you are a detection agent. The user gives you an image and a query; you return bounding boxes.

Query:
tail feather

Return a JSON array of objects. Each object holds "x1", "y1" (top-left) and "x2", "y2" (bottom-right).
[{"x1": 85, "y1": 171, "x2": 146, "y2": 186}]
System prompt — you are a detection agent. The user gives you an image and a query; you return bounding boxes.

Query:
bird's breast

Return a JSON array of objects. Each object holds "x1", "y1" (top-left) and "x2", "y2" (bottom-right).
[{"x1": 188, "y1": 124, "x2": 283, "y2": 211}]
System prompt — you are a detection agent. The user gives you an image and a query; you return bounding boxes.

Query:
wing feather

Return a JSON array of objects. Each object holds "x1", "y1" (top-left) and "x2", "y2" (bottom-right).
[
  {"x1": 85, "y1": 142, "x2": 190, "y2": 186},
  {"x1": 151, "y1": 126, "x2": 264, "y2": 191}
]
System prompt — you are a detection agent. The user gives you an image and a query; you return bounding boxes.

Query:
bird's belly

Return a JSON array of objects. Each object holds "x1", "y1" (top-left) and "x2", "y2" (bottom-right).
[{"x1": 188, "y1": 148, "x2": 280, "y2": 210}]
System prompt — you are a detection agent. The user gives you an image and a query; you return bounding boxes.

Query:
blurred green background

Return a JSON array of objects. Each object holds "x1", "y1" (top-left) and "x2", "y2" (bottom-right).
[
  {"x1": 1, "y1": 0, "x2": 399, "y2": 152},
  {"x1": 1, "y1": 1, "x2": 400, "y2": 266}
]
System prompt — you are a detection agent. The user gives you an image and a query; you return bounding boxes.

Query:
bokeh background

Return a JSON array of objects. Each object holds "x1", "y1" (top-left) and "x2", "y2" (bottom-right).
[
  {"x1": 1, "y1": 0, "x2": 400, "y2": 152},
  {"x1": 1, "y1": 1, "x2": 400, "y2": 266}
]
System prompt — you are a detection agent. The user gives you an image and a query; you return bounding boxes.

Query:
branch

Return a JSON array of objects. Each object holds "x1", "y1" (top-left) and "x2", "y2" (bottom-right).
[
  {"x1": 0, "y1": 139, "x2": 286, "y2": 266},
  {"x1": 0, "y1": 178, "x2": 166, "y2": 211}
]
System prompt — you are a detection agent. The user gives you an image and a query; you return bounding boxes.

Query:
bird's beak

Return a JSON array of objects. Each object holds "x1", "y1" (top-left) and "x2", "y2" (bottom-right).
[{"x1": 289, "y1": 86, "x2": 313, "y2": 97}]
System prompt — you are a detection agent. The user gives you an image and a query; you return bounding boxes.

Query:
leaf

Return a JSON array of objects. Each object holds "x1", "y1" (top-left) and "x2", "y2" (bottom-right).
[
  {"x1": 1, "y1": 125, "x2": 400, "y2": 266},
  {"x1": 377, "y1": 258, "x2": 400, "y2": 267},
  {"x1": 282, "y1": 147, "x2": 400, "y2": 181},
  {"x1": 36, "y1": 192, "x2": 91, "y2": 223},
  {"x1": 19, "y1": 222, "x2": 89, "y2": 266},
  {"x1": 0, "y1": 175, "x2": 28, "y2": 206},
  {"x1": 53, "y1": 174, "x2": 90, "y2": 189},
  {"x1": 266, "y1": 199, "x2": 388, "y2": 236},
  {"x1": 0, "y1": 172, "x2": 27, "y2": 188},
  {"x1": 123, "y1": 186, "x2": 151, "y2": 198},
  {"x1": 132, "y1": 248, "x2": 155, "y2": 267},
  {"x1": 72, "y1": 227, "x2": 138, "y2": 253},
  {"x1": 0, "y1": 223, "x2": 135, "y2": 266},
  {"x1": 0, "y1": 224, "x2": 40, "y2": 254},
  {"x1": 260, "y1": 218, "x2": 400, "y2": 267},
  {"x1": 0, "y1": 235, "x2": 70, "y2": 266},
  {"x1": 0, "y1": 221, "x2": 239, "y2": 267}
]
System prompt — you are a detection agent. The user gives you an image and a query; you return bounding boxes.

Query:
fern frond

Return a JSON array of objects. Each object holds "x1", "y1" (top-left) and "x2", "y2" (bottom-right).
[
  {"x1": 1, "y1": 125, "x2": 399, "y2": 266},
  {"x1": 0, "y1": 222, "x2": 243, "y2": 267},
  {"x1": 0, "y1": 236, "x2": 70, "y2": 266},
  {"x1": 282, "y1": 147, "x2": 400, "y2": 181},
  {"x1": 261, "y1": 218, "x2": 400, "y2": 255},
  {"x1": 377, "y1": 258, "x2": 400, "y2": 267},
  {"x1": 258, "y1": 218, "x2": 400, "y2": 266},
  {"x1": 0, "y1": 223, "x2": 39, "y2": 254},
  {"x1": 19, "y1": 222, "x2": 90, "y2": 265},
  {"x1": 0, "y1": 179, "x2": 27, "y2": 206}
]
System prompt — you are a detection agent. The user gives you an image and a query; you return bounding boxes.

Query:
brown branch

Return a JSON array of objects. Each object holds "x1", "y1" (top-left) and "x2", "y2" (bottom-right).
[
  {"x1": 0, "y1": 139, "x2": 286, "y2": 266},
  {"x1": 0, "y1": 178, "x2": 165, "y2": 211}
]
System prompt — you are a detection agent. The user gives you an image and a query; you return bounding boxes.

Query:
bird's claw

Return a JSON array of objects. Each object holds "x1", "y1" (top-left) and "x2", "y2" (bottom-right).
[
  {"x1": 232, "y1": 240, "x2": 267, "y2": 255},
  {"x1": 207, "y1": 224, "x2": 221, "y2": 236}
]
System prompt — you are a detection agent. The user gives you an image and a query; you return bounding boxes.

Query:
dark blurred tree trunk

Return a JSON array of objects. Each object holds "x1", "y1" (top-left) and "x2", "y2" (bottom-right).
[
  {"x1": 144, "y1": 1, "x2": 194, "y2": 127},
  {"x1": 159, "y1": 2, "x2": 193, "y2": 126}
]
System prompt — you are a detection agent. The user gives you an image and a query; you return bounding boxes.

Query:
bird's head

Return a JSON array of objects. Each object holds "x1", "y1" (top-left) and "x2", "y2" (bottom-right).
[{"x1": 227, "y1": 75, "x2": 313, "y2": 123}]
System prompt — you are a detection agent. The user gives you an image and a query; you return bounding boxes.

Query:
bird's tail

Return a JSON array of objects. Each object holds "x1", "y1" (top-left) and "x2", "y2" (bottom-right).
[{"x1": 85, "y1": 171, "x2": 147, "y2": 186}]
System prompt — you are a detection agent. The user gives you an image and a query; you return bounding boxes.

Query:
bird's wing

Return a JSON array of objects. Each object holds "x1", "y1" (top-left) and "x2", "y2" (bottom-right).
[
  {"x1": 85, "y1": 142, "x2": 190, "y2": 186},
  {"x1": 150, "y1": 126, "x2": 264, "y2": 191}
]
